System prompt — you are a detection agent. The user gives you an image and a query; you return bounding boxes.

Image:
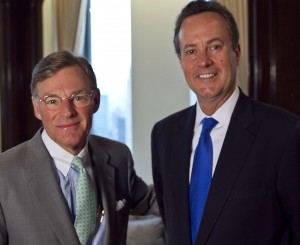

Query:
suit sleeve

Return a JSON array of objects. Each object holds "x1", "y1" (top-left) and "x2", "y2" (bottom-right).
[
  {"x1": 278, "y1": 121, "x2": 300, "y2": 243},
  {"x1": 151, "y1": 124, "x2": 166, "y2": 223},
  {"x1": 0, "y1": 190, "x2": 8, "y2": 245},
  {"x1": 127, "y1": 146, "x2": 159, "y2": 216}
]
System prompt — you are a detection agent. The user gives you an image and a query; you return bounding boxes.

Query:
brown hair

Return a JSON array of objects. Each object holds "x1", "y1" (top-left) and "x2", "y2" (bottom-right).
[{"x1": 173, "y1": 1, "x2": 239, "y2": 56}]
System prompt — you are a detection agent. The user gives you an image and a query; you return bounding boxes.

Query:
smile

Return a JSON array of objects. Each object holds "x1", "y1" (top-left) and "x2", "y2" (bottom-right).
[
  {"x1": 198, "y1": 73, "x2": 216, "y2": 79},
  {"x1": 58, "y1": 122, "x2": 80, "y2": 128}
]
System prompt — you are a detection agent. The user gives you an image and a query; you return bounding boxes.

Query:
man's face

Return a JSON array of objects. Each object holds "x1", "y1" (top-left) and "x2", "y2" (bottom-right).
[
  {"x1": 178, "y1": 12, "x2": 240, "y2": 112},
  {"x1": 32, "y1": 66, "x2": 100, "y2": 155}
]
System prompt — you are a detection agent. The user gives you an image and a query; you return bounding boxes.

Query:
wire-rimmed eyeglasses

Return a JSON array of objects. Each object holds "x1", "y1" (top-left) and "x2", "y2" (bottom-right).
[{"x1": 36, "y1": 90, "x2": 95, "y2": 111}]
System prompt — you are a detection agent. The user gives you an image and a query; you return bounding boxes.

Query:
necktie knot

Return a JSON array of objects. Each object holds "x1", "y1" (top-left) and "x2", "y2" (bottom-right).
[
  {"x1": 72, "y1": 156, "x2": 85, "y2": 171},
  {"x1": 201, "y1": 117, "x2": 218, "y2": 136}
]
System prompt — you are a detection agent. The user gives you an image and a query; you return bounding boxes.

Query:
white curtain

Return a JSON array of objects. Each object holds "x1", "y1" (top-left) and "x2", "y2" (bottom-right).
[
  {"x1": 217, "y1": 0, "x2": 249, "y2": 94},
  {"x1": 52, "y1": 0, "x2": 88, "y2": 55}
]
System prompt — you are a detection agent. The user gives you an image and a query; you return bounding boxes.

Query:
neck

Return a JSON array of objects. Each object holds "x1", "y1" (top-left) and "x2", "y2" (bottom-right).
[{"x1": 198, "y1": 87, "x2": 236, "y2": 116}]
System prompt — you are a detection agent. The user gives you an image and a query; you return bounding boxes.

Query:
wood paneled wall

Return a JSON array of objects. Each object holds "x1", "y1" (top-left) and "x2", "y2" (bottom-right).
[
  {"x1": 248, "y1": 0, "x2": 300, "y2": 116},
  {"x1": 0, "y1": 0, "x2": 43, "y2": 152}
]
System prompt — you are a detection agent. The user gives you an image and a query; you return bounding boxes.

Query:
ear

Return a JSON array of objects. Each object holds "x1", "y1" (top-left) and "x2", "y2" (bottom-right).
[
  {"x1": 234, "y1": 44, "x2": 241, "y2": 66},
  {"x1": 177, "y1": 54, "x2": 183, "y2": 66},
  {"x1": 93, "y1": 88, "x2": 101, "y2": 113},
  {"x1": 32, "y1": 97, "x2": 42, "y2": 120}
]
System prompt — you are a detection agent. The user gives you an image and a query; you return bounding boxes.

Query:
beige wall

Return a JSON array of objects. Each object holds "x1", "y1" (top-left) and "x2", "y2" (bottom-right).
[{"x1": 131, "y1": 0, "x2": 189, "y2": 183}]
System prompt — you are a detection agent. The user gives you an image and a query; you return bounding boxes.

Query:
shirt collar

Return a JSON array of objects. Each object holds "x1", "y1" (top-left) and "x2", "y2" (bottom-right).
[
  {"x1": 195, "y1": 86, "x2": 240, "y2": 128},
  {"x1": 41, "y1": 129, "x2": 88, "y2": 177}
]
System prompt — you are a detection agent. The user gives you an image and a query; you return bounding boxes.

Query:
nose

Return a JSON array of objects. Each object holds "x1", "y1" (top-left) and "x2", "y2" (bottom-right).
[
  {"x1": 59, "y1": 98, "x2": 76, "y2": 117},
  {"x1": 197, "y1": 50, "x2": 213, "y2": 67}
]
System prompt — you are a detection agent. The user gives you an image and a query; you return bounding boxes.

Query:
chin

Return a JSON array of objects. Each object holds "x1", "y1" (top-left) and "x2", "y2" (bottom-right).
[
  {"x1": 60, "y1": 138, "x2": 81, "y2": 147},
  {"x1": 199, "y1": 88, "x2": 216, "y2": 97}
]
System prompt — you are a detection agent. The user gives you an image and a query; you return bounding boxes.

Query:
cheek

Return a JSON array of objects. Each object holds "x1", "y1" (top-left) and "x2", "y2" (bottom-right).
[
  {"x1": 181, "y1": 61, "x2": 195, "y2": 75},
  {"x1": 78, "y1": 108, "x2": 93, "y2": 121},
  {"x1": 39, "y1": 110, "x2": 56, "y2": 123}
]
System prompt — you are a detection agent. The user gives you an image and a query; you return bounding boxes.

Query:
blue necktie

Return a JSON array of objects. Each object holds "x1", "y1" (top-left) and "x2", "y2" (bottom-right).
[{"x1": 189, "y1": 117, "x2": 218, "y2": 245}]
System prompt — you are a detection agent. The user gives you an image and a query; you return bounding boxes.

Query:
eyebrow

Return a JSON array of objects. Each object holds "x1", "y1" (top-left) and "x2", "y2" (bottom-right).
[
  {"x1": 182, "y1": 43, "x2": 197, "y2": 52},
  {"x1": 207, "y1": 38, "x2": 224, "y2": 46},
  {"x1": 182, "y1": 38, "x2": 225, "y2": 51},
  {"x1": 40, "y1": 89, "x2": 90, "y2": 98}
]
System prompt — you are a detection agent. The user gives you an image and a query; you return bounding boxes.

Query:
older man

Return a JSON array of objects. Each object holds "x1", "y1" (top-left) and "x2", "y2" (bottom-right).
[{"x1": 0, "y1": 50, "x2": 157, "y2": 245}]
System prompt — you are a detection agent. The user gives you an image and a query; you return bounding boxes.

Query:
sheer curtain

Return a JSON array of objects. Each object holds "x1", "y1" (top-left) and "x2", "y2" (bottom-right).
[
  {"x1": 47, "y1": 0, "x2": 88, "y2": 55},
  {"x1": 217, "y1": 0, "x2": 249, "y2": 94}
]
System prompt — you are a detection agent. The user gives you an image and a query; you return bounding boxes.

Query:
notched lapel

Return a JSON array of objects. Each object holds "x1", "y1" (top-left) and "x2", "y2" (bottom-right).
[
  {"x1": 165, "y1": 106, "x2": 196, "y2": 241},
  {"x1": 88, "y1": 138, "x2": 117, "y2": 236},
  {"x1": 197, "y1": 93, "x2": 257, "y2": 245},
  {"x1": 25, "y1": 132, "x2": 79, "y2": 244}
]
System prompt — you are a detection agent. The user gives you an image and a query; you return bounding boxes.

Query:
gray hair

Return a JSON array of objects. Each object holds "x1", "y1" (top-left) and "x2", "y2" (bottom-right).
[{"x1": 31, "y1": 50, "x2": 97, "y2": 96}]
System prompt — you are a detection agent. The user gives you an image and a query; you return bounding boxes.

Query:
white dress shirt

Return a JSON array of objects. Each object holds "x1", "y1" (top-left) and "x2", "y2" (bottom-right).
[
  {"x1": 189, "y1": 87, "x2": 240, "y2": 180},
  {"x1": 41, "y1": 130, "x2": 105, "y2": 245}
]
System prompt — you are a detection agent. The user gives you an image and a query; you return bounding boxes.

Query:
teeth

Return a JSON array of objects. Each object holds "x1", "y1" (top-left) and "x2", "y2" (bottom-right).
[{"x1": 199, "y1": 73, "x2": 215, "y2": 78}]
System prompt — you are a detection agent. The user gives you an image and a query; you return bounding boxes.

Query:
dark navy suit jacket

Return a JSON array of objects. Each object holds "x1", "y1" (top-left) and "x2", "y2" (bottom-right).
[{"x1": 152, "y1": 91, "x2": 300, "y2": 245}]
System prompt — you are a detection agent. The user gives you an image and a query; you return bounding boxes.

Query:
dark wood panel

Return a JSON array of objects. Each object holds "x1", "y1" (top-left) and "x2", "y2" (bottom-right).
[
  {"x1": 248, "y1": 0, "x2": 300, "y2": 116},
  {"x1": 276, "y1": 0, "x2": 300, "y2": 115},
  {"x1": 0, "y1": 0, "x2": 43, "y2": 152}
]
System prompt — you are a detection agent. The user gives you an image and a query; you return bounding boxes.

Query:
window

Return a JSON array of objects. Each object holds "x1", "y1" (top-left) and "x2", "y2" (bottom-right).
[{"x1": 89, "y1": 0, "x2": 132, "y2": 148}]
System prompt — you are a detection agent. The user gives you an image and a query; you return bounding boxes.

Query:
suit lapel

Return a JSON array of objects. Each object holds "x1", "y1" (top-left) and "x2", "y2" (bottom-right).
[
  {"x1": 167, "y1": 106, "x2": 196, "y2": 242},
  {"x1": 197, "y1": 92, "x2": 257, "y2": 245},
  {"x1": 25, "y1": 130, "x2": 79, "y2": 244},
  {"x1": 88, "y1": 137, "x2": 117, "y2": 244}
]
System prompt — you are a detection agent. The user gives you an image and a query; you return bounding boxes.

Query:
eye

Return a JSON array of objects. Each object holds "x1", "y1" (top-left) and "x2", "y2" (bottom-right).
[
  {"x1": 73, "y1": 92, "x2": 89, "y2": 102},
  {"x1": 182, "y1": 48, "x2": 198, "y2": 58},
  {"x1": 44, "y1": 97, "x2": 60, "y2": 105},
  {"x1": 74, "y1": 95, "x2": 83, "y2": 101},
  {"x1": 185, "y1": 49, "x2": 196, "y2": 56},
  {"x1": 209, "y1": 44, "x2": 223, "y2": 52}
]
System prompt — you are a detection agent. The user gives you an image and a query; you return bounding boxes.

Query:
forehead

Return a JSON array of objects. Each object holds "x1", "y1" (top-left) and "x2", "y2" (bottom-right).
[
  {"x1": 35, "y1": 66, "x2": 91, "y2": 95},
  {"x1": 37, "y1": 66, "x2": 90, "y2": 88},
  {"x1": 179, "y1": 11, "x2": 230, "y2": 41}
]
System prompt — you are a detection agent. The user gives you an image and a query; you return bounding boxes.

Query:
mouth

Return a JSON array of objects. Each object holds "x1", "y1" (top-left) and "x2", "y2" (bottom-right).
[
  {"x1": 197, "y1": 73, "x2": 217, "y2": 79},
  {"x1": 57, "y1": 121, "x2": 80, "y2": 129}
]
